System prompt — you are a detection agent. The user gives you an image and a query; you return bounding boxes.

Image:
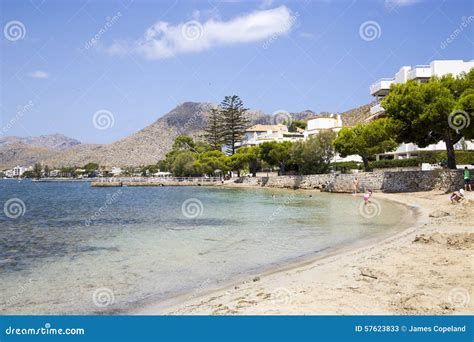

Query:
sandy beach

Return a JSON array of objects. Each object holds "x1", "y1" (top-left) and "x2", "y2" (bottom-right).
[{"x1": 137, "y1": 190, "x2": 473, "y2": 315}]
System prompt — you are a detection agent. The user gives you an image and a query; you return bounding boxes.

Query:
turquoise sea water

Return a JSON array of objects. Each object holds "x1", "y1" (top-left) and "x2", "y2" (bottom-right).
[{"x1": 0, "y1": 180, "x2": 411, "y2": 314}]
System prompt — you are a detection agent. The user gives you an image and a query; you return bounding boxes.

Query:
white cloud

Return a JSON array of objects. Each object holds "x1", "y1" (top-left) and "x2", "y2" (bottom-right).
[
  {"x1": 385, "y1": 0, "x2": 420, "y2": 8},
  {"x1": 260, "y1": 0, "x2": 275, "y2": 9},
  {"x1": 28, "y1": 70, "x2": 49, "y2": 79},
  {"x1": 108, "y1": 6, "x2": 295, "y2": 60}
]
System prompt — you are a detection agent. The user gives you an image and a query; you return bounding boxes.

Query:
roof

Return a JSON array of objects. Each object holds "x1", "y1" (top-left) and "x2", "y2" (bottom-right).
[{"x1": 246, "y1": 124, "x2": 288, "y2": 132}]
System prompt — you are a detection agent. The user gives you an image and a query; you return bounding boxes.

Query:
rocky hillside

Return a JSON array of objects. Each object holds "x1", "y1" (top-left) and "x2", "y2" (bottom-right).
[
  {"x1": 0, "y1": 134, "x2": 81, "y2": 150},
  {"x1": 340, "y1": 101, "x2": 376, "y2": 127},
  {"x1": 0, "y1": 102, "x2": 375, "y2": 169}
]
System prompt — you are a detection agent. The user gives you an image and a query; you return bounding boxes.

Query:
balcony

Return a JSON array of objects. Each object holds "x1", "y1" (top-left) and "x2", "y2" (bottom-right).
[
  {"x1": 370, "y1": 78, "x2": 394, "y2": 96},
  {"x1": 407, "y1": 65, "x2": 431, "y2": 81}
]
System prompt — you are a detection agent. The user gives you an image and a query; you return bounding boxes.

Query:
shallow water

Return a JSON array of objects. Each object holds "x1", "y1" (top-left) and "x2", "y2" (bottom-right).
[{"x1": 0, "y1": 180, "x2": 410, "y2": 314}]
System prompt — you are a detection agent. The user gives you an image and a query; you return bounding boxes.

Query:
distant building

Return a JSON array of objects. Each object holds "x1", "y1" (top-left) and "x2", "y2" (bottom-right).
[
  {"x1": 13, "y1": 166, "x2": 27, "y2": 177},
  {"x1": 304, "y1": 114, "x2": 343, "y2": 138},
  {"x1": 241, "y1": 124, "x2": 304, "y2": 146},
  {"x1": 368, "y1": 59, "x2": 474, "y2": 161},
  {"x1": 111, "y1": 167, "x2": 122, "y2": 176}
]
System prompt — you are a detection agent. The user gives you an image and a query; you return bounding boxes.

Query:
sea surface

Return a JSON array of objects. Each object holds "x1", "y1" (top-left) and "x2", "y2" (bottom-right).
[{"x1": 0, "y1": 180, "x2": 411, "y2": 314}]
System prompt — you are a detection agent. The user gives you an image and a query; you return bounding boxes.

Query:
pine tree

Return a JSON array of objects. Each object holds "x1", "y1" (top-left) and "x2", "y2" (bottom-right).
[
  {"x1": 220, "y1": 95, "x2": 249, "y2": 155},
  {"x1": 203, "y1": 108, "x2": 223, "y2": 150}
]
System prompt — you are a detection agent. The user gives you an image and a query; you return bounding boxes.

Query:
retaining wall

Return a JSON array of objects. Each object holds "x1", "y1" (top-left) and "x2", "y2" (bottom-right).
[{"x1": 235, "y1": 169, "x2": 467, "y2": 193}]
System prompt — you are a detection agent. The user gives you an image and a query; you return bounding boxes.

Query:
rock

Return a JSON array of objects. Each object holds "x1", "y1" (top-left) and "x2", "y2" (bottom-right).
[
  {"x1": 359, "y1": 267, "x2": 378, "y2": 279},
  {"x1": 429, "y1": 210, "x2": 450, "y2": 218}
]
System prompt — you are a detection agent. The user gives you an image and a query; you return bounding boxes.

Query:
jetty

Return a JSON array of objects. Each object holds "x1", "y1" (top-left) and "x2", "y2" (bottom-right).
[{"x1": 91, "y1": 176, "x2": 223, "y2": 187}]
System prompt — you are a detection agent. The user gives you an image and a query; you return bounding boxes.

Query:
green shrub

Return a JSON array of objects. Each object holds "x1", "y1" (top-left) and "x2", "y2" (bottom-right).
[
  {"x1": 417, "y1": 150, "x2": 474, "y2": 165},
  {"x1": 330, "y1": 161, "x2": 363, "y2": 172},
  {"x1": 369, "y1": 158, "x2": 421, "y2": 169}
]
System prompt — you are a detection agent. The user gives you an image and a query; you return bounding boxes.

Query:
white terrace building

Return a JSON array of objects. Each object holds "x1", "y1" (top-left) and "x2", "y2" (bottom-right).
[
  {"x1": 304, "y1": 114, "x2": 343, "y2": 138},
  {"x1": 369, "y1": 59, "x2": 474, "y2": 161},
  {"x1": 241, "y1": 124, "x2": 304, "y2": 146},
  {"x1": 369, "y1": 59, "x2": 474, "y2": 118}
]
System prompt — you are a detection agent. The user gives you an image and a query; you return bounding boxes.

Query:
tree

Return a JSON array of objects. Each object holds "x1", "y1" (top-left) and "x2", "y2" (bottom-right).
[
  {"x1": 287, "y1": 120, "x2": 306, "y2": 132},
  {"x1": 172, "y1": 136, "x2": 196, "y2": 151},
  {"x1": 171, "y1": 151, "x2": 197, "y2": 177},
  {"x1": 193, "y1": 150, "x2": 229, "y2": 176},
  {"x1": 230, "y1": 146, "x2": 260, "y2": 177},
  {"x1": 84, "y1": 162, "x2": 99, "y2": 173},
  {"x1": 33, "y1": 163, "x2": 42, "y2": 179},
  {"x1": 220, "y1": 95, "x2": 249, "y2": 155},
  {"x1": 259, "y1": 141, "x2": 293, "y2": 175},
  {"x1": 382, "y1": 69, "x2": 474, "y2": 169},
  {"x1": 203, "y1": 108, "x2": 224, "y2": 150},
  {"x1": 141, "y1": 164, "x2": 159, "y2": 176},
  {"x1": 333, "y1": 118, "x2": 399, "y2": 171},
  {"x1": 291, "y1": 131, "x2": 336, "y2": 174},
  {"x1": 43, "y1": 165, "x2": 50, "y2": 177}
]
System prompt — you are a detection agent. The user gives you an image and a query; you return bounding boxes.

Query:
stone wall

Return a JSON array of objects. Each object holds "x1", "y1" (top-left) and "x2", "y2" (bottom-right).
[{"x1": 234, "y1": 169, "x2": 467, "y2": 193}]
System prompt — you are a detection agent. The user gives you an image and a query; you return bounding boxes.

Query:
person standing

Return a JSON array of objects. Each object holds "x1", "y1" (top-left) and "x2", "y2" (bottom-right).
[
  {"x1": 353, "y1": 177, "x2": 360, "y2": 194},
  {"x1": 464, "y1": 167, "x2": 471, "y2": 191}
]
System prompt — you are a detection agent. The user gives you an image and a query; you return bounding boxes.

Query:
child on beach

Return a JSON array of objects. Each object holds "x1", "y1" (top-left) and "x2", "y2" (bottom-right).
[
  {"x1": 450, "y1": 189, "x2": 465, "y2": 204},
  {"x1": 363, "y1": 190, "x2": 372, "y2": 204}
]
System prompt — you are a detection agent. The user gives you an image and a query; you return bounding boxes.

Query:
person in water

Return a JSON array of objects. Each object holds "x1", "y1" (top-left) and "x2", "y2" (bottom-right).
[{"x1": 363, "y1": 190, "x2": 373, "y2": 204}]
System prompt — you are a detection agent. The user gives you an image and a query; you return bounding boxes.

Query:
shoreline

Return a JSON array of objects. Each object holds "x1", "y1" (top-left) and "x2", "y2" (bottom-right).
[{"x1": 134, "y1": 189, "x2": 473, "y2": 315}]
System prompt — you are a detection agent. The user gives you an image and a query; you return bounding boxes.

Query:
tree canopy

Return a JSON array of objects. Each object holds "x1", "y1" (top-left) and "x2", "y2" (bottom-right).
[
  {"x1": 381, "y1": 69, "x2": 474, "y2": 169},
  {"x1": 333, "y1": 118, "x2": 399, "y2": 171}
]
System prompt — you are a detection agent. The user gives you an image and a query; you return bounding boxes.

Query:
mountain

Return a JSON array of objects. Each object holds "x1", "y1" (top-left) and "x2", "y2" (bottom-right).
[
  {"x1": 0, "y1": 142, "x2": 59, "y2": 169},
  {"x1": 43, "y1": 102, "x2": 270, "y2": 168},
  {"x1": 0, "y1": 102, "x2": 375, "y2": 169},
  {"x1": 0, "y1": 134, "x2": 81, "y2": 151}
]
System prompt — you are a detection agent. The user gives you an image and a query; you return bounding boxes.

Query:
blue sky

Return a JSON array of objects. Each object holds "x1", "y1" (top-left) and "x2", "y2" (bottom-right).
[{"x1": 1, "y1": 0, "x2": 473, "y2": 144}]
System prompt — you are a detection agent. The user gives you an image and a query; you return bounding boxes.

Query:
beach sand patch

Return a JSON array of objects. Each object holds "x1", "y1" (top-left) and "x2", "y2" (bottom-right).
[{"x1": 413, "y1": 233, "x2": 474, "y2": 249}]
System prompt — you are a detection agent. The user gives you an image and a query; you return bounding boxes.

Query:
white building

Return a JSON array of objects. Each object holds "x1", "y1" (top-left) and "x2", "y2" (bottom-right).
[
  {"x1": 241, "y1": 124, "x2": 304, "y2": 146},
  {"x1": 13, "y1": 166, "x2": 27, "y2": 177},
  {"x1": 370, "y1": 59, "x2": 474, "y2": 117},
  {"x1": 368, "y1": 59, "x2": 474, "y2": 160},
  {"x1": 304, "y1": 114, "x2": 343, "y2": 138},
  {"x1": 111, "y1": 167, "x2": 122, "y2": 176}
]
